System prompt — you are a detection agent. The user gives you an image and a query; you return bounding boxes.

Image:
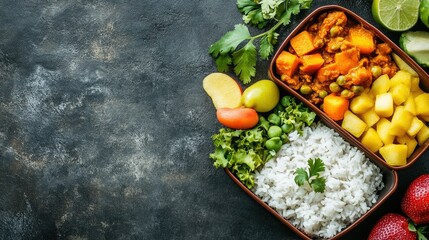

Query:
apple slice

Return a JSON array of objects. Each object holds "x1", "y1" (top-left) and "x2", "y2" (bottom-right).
[{"x1": 203, "y1": 73, "x2": 242, "y2": 109}]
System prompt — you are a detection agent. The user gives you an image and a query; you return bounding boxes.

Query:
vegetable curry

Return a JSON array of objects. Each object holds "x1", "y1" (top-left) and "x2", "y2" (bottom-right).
[{"x1": 276, "y1": 10, "x2": 399, "y2": 105}]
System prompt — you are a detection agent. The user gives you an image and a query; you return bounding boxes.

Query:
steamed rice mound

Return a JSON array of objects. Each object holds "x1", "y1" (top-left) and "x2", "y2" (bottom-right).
[{"x1": 252, "y1": 122, "x2": 384, "y2": 238}]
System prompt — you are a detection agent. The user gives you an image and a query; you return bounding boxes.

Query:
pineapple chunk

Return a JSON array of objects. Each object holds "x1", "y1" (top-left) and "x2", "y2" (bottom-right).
[
  {"x1": 375, "y1": 92, "x2": 394, "y2": 117},
  {"x1": 412, "y1": 88, "x2": 425, "y2": 98},
  {"x1": 389, "y1": 83, "x2": 410, "y2": 105},
  {"x1": 376, "y1": 118, "x2": 395, "y2": 145},
  {"x1": 417, "y1": 124, "x2": 429, "y2": 145},
  {"x1": 390, "y1": 70, "x2": 411, "y2": 88},
  {"x1": 406, "y1": 138, "x2": 418, "y2": 157},
  {"x1": 389, "y1": 106, "x2": 414, "y2": 136},
  {"x1": 415, "y1": 93, "x2": 429, "y2": 116},
  {"x1": 361, "y1": 128, "x2": 384, "y2": 152},
  {"x1": 350, "y1": 92, "x2": 374, "y2": 114},
  {"x1": 379, "y1": 144, "x2": 408, "y2": 166},
  {"x1": 342, "y1": 110, "x2": 367, "y2": 138},
  {"x1": 410, "y1": 77, "x2": 420, "y2": 92},
  {"x1": 407, "y1": 117, "x2": 424, "y2": 137},
  {"x1": 371, "y1": 74, "x2": 391, "y2": 95},
  {"x1": 404, "y1": 95, "x2": 416, "y2": 115},
  {"x1": 359, "y1": 108, "x2": 380, "y2": 128}
]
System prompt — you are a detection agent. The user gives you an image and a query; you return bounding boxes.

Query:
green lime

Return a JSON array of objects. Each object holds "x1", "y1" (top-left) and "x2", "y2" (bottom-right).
[{"x1": 372, "y1": 0, "x2": 420, "y2": 31}]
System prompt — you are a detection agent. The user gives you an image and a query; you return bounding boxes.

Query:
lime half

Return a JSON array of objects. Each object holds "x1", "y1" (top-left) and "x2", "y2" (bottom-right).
[{"x1": 372, "y1": 0, "x2": 420, "y2": 31}]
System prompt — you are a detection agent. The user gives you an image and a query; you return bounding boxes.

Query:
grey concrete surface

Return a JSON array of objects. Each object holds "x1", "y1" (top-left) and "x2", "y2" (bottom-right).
[{"x1": 0, "y1": 0, "x2": 428, "y2": 239}]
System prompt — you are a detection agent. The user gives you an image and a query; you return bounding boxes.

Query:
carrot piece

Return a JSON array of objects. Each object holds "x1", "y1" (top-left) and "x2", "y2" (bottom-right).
[
  {"x1": 349, "y1": 26, "x2": 375, "y2": 55},
  {"x1": 290, "y1": 31, "x2": 316, "y2": 56},
  {"x1": 315, "y1": 63, "x2": 340, "y2": 83},
  {"x1": 323, "y1": 93, "x2": 350, "y2": 121},
  {"x1": 216, "y1": 107, "x2": 259, "y2": 130},
  {"x1": 300, "y1": 53, "x2": 325, "y2": 74},
  {"x1": 275, "y1": 51, "x2": 300, "y2": 77},
  {"x1": 334, "y1": 48, "x2": 360, "y2": 75}
]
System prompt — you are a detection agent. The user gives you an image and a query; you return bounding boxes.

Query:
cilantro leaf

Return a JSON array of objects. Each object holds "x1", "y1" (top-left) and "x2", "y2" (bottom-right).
[
  {"x1": 294, "y1": 158, "x2": 326, "y2": 192},
  {"x1": 208, "y1": 0, "x2": 313, "y2": 84},
  {"x1": 232, "y1": 41, "x2": 257, "y2": 84},
  {"x1": 294, "y1": 168, "x2": 308, "y2": 186},
  {"x1": 308, "y1": 158, "x2": 325, "y2": 177},
  {"x1": 209, "y1": 24, "x2": 251, "y2": 57},
  {"x1": 311, "y1": 177, "x2": 326, "y2": 193}
]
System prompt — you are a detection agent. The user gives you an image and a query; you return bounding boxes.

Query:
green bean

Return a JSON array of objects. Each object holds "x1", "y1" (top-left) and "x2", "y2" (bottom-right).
[
  {"x1": 268, "y1": 113, "x2": 281, "y2": 125},
  {"x1": 281, "y1": 123, "x2": 294, "y2": 133},
  {"x1": 268, "y1": 126, "x2": 283, "y2": 138},
  {"x1": 265, "y1": 137, "x2": 283, "y2": 152}
]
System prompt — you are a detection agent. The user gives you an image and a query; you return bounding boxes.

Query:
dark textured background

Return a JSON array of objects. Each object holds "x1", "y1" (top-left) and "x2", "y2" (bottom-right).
[{"x1": 0, "y1": 0, "x2": 428, "y2": 239}]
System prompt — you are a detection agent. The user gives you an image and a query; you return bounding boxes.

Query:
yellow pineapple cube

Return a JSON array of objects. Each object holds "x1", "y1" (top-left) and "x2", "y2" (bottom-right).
[
  {"x1": 406, "y1": 138, "x2": 418, "y2": 157},
  {"x1": 407, "y1": 117, "x2": 424, "y2": 137},
  {"x1": 379, "y1": 144, "x2": 408, "y2": 166},
  {"x1": 350, "y1": 92, "x2": 374, "y2": 114},
  {"x1": 375, "y1": 92, "x2": 394, "y2": 117},
  {"x1": 415, "y1": 93, "x2": 429, "y2": 116},
  {"x1": 361, "y1": 128, "x2": 384, "y2": 152},
  {"x1": 390, "y1": 70, "x2": 412, "y2": 88},
  {"x1": 371, "y1": 74, "x2": 391, "y2": 95},
  {"x1": 404, "y1": 95, "x2": 416, "y2": 115},
  {"x1": 376, "y1": 118, "x2": 395, "y2": 145},
  {"x1": 417, "y1": 124, "x2": 429, "y2": 145},
  {"x1": 412, "y1": 88, "x2": 425, "y2": 98},
  {"x1": 359, "y1": 108, "x2": 380, "y2": 128},
  {"x1": 389, "y1": 83, "x2": 410, "y2": 105},
  {"x1": 342, "y1": 110, "x2": 367, "y2": 138},
  {"x1": 389, "y1": 106, "x2": 414, "y2": 136},
  {"x1": 410, "y1": 77, "x2": 420, "y2": 92}
]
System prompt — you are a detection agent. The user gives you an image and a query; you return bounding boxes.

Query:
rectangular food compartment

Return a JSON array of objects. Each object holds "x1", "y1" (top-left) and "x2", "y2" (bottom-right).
[
  {"x1": 225, "y1": 153, "x2": 398, "y2": 240},
  {"x1": 268, "y1": 5, "x2": 429, "y2": 170}
]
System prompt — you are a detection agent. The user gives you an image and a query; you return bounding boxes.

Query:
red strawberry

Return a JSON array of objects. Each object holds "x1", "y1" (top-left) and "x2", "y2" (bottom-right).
[
  {"x1": 368, "y1": 213, "x2": 416, "y2": 240},
  {"x1": 402, "y1": 174, "x2": 429, "y2": 225}
]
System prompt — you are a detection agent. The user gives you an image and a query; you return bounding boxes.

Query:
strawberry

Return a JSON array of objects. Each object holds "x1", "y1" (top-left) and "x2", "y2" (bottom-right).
[
  {"x1": 368, "y1": 213, "x2": 416, "y2": 240},
  {"x1": 402, "y1": 174, "x2": 429, "y2": 225}
]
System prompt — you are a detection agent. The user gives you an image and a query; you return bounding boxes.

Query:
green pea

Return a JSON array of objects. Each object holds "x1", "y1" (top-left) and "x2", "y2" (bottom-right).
[
  {"x1": 318, "y1": 90, "x2": 328, "y2": 98},
  {"x1": 268, "y1": 126, "x2": 283, "y2": 138},
  {"x1": 265, "y1": 137, "x2": 283, "y2": 152},
  {"x1": 329, "y1": 82, "x2": 341, "y2": 93},
  {"x1": 340, "y1": 89, "x2": 353, "y2": 99},
  {"x1": 351, "y1": 85, "x2": 365, "y2": 95},
  {"x1": 371, "y1": 65, "x2": 382, "y2": 78},
  {"x1": 336, "y1": 75, "x2": 346, "y2": 86},
  {"x1": 268, "y1": 113, "x2": 281, "y2": 125},
  {"x1": 300, "y1": 85, "x2": 312, "y2": 95},
  {"x1": 281, "y1": 123, "x2": 294, "y2": 133},
  {"x1": 330, "y1": 26, "x2": 341, "y2": 37}
]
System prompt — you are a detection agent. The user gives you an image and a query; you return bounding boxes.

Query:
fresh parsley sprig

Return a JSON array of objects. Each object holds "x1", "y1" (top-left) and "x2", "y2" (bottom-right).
[
  {"x1": 209, "y1": 0, "x2": 313, "y2": 84},
  {"x1": 294, "y1": 158, "x2": 326, "y2": 193}
]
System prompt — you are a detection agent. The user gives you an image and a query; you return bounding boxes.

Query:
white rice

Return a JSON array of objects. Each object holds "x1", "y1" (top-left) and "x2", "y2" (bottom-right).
[{"x1": 252, "y1": 122, "x2": 384, "y2": 238}]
